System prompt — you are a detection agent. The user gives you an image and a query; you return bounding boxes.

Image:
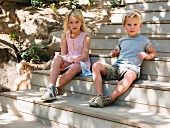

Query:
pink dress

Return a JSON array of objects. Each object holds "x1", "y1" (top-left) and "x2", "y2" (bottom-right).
[{"x1": 66, "y1": 32, "x2": 91, "y2": 70}]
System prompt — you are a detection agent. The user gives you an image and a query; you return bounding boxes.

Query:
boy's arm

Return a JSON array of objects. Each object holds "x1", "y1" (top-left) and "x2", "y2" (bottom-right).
[
  {"x1": 110, "y1": 49, "x2": 120, "y2": 58},
  {"x1": 145, "y1": 45, "x2": 156, "y2": 59},
  {"x1": 139, "y1": 45, "x2": 156, "y2": 60}
]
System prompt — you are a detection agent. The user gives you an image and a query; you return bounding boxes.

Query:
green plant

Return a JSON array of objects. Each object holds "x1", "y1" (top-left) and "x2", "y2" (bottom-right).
[
  {"x1": 9, "y1": 33, "x2": 50, "y2": 63},
  {"x1": 31, "y1": 0, "x2": 43, "y2": 8},
  {"x1": 50, "y1": 3, "x2": 60, "y2": 15},
  {"x1": 52, "y1": 0, "x2": 60, "y2": 4},
  {"x1": 110, "y1": 0, "x2": 122, "y2": 8},
  {"x1": 88, "y1": 0, "x2": 94, "y2": 6},
  {"x1": 10, "y1": 33, "x2": 23, "y2": 56},
  {"x1": 9, "y1": 33, "x2": 18, "y2": 41},
  {"x1": 68, "y1": 0, "x2": 81, "y2": 9},
  {"x1": 21, "y1": 44, "x2": 47, "y2": 63}
]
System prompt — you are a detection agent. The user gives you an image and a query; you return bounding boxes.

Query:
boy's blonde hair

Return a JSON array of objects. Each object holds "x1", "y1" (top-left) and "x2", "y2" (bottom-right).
[
  {"x1": 122, "y1": 9, "x2": 143, "y2": 26},
  {"x1": 63, "y1": 9, "x2": 90, "y2": 33}
]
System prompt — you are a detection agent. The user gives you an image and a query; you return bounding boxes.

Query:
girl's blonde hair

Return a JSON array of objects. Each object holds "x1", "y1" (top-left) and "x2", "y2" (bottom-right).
[
  {"x1": 63, "y1": 9, "x2": 91, "y2": 33},
  {"x1": 122, "y1": 9, "x2": 143, "y2": 26}
]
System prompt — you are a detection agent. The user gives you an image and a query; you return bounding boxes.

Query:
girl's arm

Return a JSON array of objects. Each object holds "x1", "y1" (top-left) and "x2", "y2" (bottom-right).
[
  {"x1": 138, "y1": 45, "x2": 156, "y2": 60},
  {"x1": 61, "y1": 33, "x2": 68, "y2": 56},
  {"x1": 76, "y1": 34, "x2": 91, "y2": 62}
]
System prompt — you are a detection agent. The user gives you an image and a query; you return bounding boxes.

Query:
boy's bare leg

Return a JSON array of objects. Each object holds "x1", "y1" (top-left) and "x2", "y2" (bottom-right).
[
  {"x1": 56, "y1": 64, "x2": 82, "y2": 88},
  {"x1": 92, "y1": 62, "x2": 107, "y2": 95},
  {"x1": 110, "y1": 70, "x2": 137, "y2": 101}
]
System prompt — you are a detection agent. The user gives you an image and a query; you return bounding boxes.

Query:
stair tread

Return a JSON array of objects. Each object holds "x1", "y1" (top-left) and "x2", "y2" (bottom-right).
[
  {"x1": 1, "y1": 89, "x2": 170, "y2": 128},
  {"x1": 0, "y1": 111, "x2": 50, "y2": 128}
]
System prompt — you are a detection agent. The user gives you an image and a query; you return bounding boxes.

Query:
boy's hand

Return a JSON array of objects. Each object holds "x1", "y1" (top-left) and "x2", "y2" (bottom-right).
[
  {"x1": 138, "y1": 52, "x2": 147, "y2": 59},
  {"x1": 110, "y1": 50, "x2": 119, "y2": 57}
]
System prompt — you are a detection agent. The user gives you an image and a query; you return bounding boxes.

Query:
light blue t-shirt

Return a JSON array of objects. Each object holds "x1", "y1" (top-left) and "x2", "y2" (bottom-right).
[{"x1": 114, "y1": 35, "x2": 151, "y2": 72}]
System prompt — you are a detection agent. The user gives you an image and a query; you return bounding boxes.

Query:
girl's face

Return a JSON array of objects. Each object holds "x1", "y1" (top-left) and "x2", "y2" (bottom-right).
[
  {"x1": 123, "y1": 17, "x2": 142, "y2": 37},
  {"x1": 68, "y1": 15, "x2": 82, "y2": 33}
]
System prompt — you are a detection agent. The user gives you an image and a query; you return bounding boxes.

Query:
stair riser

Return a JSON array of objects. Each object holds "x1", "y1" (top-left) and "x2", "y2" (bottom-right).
[
  {"x1": 90, "y1": 49, "x2": 170, "y2": 58},
  {"x1": 125, "y1": 0, "x2": 170, "y2": 4},
  {"x1": 62, "y1": 80, "x2": 170, "y2": 113},
  {"x1": 110, "y1": 11, "x2": 170, "y2": 23},
  {"x1": 30, "y1": 75, "x2": 170, "y2": 115},
  {"x1": 92, "y1": 56, "x2": 170, "y2": 82},
  {"x1": 95, "y1": 23, "x2": 170, "y2": 35},
  {"x1": 30, "y1": 57, "x2": 170, "y2": 83},
  {"x1": 0, "y1": 96, "x2": 135, "y2": 128},
  {"x1": 126, "y1": 1, "x2": 170, "y2": 10},
  {"x1": 91, "y1": 38, "x2": 170, "y2": 57}
]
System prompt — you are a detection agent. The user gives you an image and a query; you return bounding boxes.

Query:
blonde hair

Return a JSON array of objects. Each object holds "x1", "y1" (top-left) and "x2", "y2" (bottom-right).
[
  {"x1": 122, "y1": 9, "x2": 143, "y2": 26},
  {"x1": 63, "y1": 9, "x2": 90, "y2": 33}
]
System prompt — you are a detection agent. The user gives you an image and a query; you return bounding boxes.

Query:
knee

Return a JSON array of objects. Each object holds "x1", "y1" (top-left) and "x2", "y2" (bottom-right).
[
  {"x1": 67, "y1": 64, "x2": 81, "y2": 75},
  {"x1": 52, "y1": 55, "x2": 62, "y2": 64},
  {"x1": 92, "y1": 62, "x2": 102, "y2": 72},
  {"x1": 124, "y1": 71, "x2": 137, "y2": 81}
]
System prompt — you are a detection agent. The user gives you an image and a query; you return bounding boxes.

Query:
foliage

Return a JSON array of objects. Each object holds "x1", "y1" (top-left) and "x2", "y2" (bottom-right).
[
  {"x1": 9, "y1": 33, "x2": 50, "y2": 63},
  {"x1": 50, "y1": 3, "x2": 60, "y2": 15},
  {"x1": 20, "y1": 44, "x2": 49, "y2": 63},
  {"x1": 88, "y1": 0, "x2": 94, "y2": 6},
  {"x1": 9, "y1": 33, "x2": 18, "y2": 41},
  {"x1": 67, "y1": 0, "x2": 81, "y2": 9},
  {"x1": 110, "y1": 0, "x2": 122, "y2": 8},
  {"x1": 52, "y1": 0, "x2": 60, "y2": 4},
  {"x1": 31, "y1": 0, "x2": 43, "y2": 8}
]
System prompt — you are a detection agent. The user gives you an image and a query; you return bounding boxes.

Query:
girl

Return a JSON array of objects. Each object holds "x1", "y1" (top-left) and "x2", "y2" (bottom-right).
[{"x1": 41, "y1": 9, "x2": 92, "y2": 101}]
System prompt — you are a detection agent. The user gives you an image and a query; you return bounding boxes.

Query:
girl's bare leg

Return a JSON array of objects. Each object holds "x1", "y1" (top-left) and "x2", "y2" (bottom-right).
[
  {"x1": 56, "y1": 64, "x2": 82, "y2": 88},
  {"x1": 49, "y1": 55, "x2": 63, "y2": 86}
]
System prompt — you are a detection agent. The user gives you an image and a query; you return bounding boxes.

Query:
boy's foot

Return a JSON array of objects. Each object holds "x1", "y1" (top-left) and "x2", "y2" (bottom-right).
[
  {"x1": 88, "y1": 95, "x2": 98, "y2": 107},
  {"x1": 95, "y1": 95, "x2": 113, "y2": 108},
  {"x1": 39, "y1": 87, "x2": 58, "y2": 94},
  {"x1": 41, "y1": 86, "x2": 57, "y2": 101}
]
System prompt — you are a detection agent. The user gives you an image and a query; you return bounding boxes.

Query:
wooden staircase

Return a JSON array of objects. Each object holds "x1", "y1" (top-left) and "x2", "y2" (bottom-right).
[{"x1": 0, "y1": 0, "x2": 170, "y2": 128}]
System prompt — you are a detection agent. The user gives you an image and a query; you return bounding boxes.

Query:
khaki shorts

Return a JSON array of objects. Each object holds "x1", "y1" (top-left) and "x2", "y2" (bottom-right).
[{"x1": 103, "y1": 63, "x2": 139, "y2": 81}]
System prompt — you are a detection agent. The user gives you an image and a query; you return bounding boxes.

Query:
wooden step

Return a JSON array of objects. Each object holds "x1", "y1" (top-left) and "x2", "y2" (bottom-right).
[
  {"x1": 94, "y1": 21, "x2": 170, "y2": 36},
  {"x1": 126, "y1": 1, "x2": 170, "y2": 10},
  {"x1": 30, "y1": 55, "x2": 170, "y2": 114},
  {"x1": 125, "y1": 0, "x2": 170, "y2": 4},
  {"x1": 90, "y1": 36, "x2": 170, "y2": 57},
  {"x1": 0, "y1": 111, "x2": 53, "y2": 128},
  {"x1": 1, "y1": 89, "x2": 170, "y2": 128},
  {"x1": 110, "y1": 9, "x2": 170, "y2": 23}
]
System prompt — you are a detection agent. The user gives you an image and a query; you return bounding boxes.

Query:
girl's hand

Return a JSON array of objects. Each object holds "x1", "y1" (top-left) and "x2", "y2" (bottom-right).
[
  {"x1": 60, "y1": 60, "x2": 72, "y2": 71},
  {"x1": 110, "y1": 50, "x2": 119, "y2": 57},
  {"x1": 138, "y1": 52, "x2": 147, "y2": 59},
  {"x1": 73, "y1": 60, "x2": 80, "y2": 64},
  {"x1": 66, "y1": 56, "x2": 77, "y2": 63}
]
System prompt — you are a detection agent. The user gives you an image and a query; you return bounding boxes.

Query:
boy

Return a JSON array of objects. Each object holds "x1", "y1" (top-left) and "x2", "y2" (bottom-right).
[{"x1": 88, "y1": 9, "x2": 156, "y2": 107}]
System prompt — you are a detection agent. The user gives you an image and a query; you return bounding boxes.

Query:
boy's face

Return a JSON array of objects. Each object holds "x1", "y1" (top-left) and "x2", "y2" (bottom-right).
[
  {"x1": 123, "y1": 17, "x2": 142, "y2": 37},
  {"x1": 68, "y1": 15, "x2": 82, "y2": 33}
]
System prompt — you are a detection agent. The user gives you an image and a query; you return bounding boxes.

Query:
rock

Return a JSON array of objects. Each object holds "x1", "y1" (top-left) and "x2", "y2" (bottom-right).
[
  {"x1": 0, "y1": 0, "x2": 3, "y2": 4},
  {"x1": 0, "y1": 45, "x2": 18, "y2": 92}
]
